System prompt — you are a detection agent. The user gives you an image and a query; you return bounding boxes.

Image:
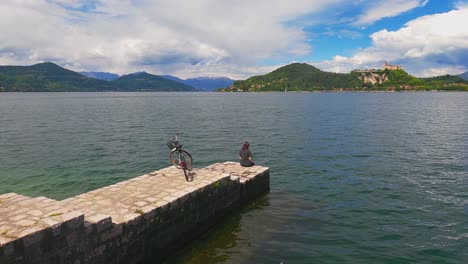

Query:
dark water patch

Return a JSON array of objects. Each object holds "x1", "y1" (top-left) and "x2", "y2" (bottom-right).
[
  {"x1": 417, "y1": 248, "x2": 460, "y2": 264},
  {"x1": 376, "y1": 234, "x2": 404, "y2": 241}
]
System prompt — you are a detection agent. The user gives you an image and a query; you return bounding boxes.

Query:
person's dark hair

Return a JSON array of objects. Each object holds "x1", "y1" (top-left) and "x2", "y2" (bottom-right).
[{"x1": 242, "y1": 141, "x2": 249, "y2": 150}]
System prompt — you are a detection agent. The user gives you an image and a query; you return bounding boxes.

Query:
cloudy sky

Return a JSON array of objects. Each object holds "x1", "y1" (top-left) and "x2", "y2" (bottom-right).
[{"x1": 1, "y1": 0, "x2": 467, "y2": 79}]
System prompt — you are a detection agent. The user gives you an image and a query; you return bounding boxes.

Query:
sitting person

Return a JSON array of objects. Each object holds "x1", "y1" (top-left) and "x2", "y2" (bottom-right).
[{"x1": 239, "y1": 141, "x2": 255, "y2": 167}]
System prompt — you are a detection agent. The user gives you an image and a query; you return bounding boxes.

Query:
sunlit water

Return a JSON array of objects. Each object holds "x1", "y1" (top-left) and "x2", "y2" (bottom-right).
[{"x1": 0, "y1": 92, "x2": 466, "y2": 263}]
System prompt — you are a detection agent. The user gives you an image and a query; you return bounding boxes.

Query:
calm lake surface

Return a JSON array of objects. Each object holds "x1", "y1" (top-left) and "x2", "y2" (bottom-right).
[{"x1": 0, "y1": 92, "x2": 466, "y2": 263}]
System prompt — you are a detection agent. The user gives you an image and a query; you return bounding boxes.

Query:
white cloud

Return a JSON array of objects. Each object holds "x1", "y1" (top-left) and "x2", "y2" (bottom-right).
[
  {"x1": 1, "y1": 0, "x2": 466, "y2": 79},
  {"x1": 317, "y1": 5, "x2": 468, "y2": 77},
  {"x1": 0, "y1": 0, "x2": 345, "y2": 78},
  {"x1": 353, "y1": 0, "x2": 428, "y2": 26},
  {"x1": 417, "y1": 65, "x2": 467, "y2": 77}
]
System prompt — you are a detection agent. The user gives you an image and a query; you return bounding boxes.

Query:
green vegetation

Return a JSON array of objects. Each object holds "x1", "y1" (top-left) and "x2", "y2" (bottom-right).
[
  {"x1": 414, "y1": 74, "x2": 468, "y2": 91},
  {"x1": 1, "y1": 62, "x2": 466, "y2": 92},
  {"x1": 218, "y1": 63, "x2": 468, "y2": 92},
  {"x1": 49, "y1": 212, "x2": 63, "y2": 217},
  {"x1": 0, "y1": 62, "x2": 112, "y2": 92},
  {"x1": 0, "y1": 62, "x2": 196, "y2": 92},
  {"x1": 112, "y1": 72, "x2": 196, "y2": 91},
  {"x1": 134, "y1": 209, "x2": 145, "y2": 215},
  {"x1": 223, "y1": 63, "x2": 362, "y2": 92},
  {"x1": 420, "y1": 74, "x2": 467, "y2": 84},
  {"x1": 386, "y1": 69, "x2": 420, "y2": 85}
]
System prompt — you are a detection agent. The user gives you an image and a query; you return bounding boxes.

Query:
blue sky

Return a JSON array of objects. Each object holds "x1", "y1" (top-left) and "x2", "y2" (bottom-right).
[
  {"x1": 296, "y1": 1, "x2": 456, "y2": 60},
  {"x1": 0, "y1": 0, "x2": 467, "y2": 79}
]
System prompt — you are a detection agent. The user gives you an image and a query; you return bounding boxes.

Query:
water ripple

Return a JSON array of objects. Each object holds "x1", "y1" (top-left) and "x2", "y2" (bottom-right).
[{"x1": 0, "y1": 92, "x2": 466, "y2": 263}]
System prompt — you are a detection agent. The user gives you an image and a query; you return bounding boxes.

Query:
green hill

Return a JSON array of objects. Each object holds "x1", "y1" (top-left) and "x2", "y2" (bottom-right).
[
  {"x1": 417, "y1": 74, "x2": 468, "y2": 91},
  {"x1": 0, "y1": 62, "x2": 197, "y2": 92},
  {"x1": 226, "y1": 63, "x2": 362, "y2": 91},
  {"x1": 1, "y1": 62, "x2": 465, "y2": 92},
  {"x1": 421, "y1": 74, "x2": 467, "y2": 84},
  {"x1": 0, "y1": 62, "x2": 112, "y2": 92},
  {"x1": 111, "y1": 72, "x2": 196, "y2": 91},
  {"x1": 385, "y1": 69, "x2": 420, "y2": 85},
  {"x1": 219, "y1": 63, "x2": 468, "y2": 92}
]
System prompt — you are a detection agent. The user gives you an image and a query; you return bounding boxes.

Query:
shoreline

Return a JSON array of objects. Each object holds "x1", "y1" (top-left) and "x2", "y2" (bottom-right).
[{"x1": 0, "y1": 89, "x2": 467, "y2": 93}]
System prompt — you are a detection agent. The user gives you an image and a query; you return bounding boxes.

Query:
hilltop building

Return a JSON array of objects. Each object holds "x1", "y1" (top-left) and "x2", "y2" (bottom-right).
[
  {"x1": 353, "y1": 62, "x2": 403, "y2": 73},
  {"x1": 382, "y1": 61, "x2": 402, "y2": 70},
  {"x1": 353, "y1": 61, "x2": 402, "y2": 85}
]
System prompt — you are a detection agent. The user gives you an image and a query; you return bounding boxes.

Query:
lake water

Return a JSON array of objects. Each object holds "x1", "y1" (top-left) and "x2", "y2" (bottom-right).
[{"x1": 0, "y1": 92, "x2": 466, "y2": 263}]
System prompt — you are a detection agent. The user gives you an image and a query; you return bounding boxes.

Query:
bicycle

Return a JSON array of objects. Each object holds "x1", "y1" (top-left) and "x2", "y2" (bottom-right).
[{"x1": 167, "y1": 134, "x2": 193, "y2": 181}]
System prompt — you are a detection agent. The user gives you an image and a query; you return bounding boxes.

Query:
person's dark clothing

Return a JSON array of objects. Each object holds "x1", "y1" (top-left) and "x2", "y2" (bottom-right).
[{"x1": 239, "y1": 149, "x2": 255, "y2": 167}]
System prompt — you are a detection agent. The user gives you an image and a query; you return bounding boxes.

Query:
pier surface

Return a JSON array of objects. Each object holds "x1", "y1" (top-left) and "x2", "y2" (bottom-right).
[{"x1": 0, "y1": 162, "x2": 269, "y2": 263}]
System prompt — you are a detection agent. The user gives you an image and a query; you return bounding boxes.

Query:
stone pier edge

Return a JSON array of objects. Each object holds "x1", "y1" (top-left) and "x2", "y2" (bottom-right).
[{"x1": 0, "y1": 162, "x2": 270, "y2": 263}]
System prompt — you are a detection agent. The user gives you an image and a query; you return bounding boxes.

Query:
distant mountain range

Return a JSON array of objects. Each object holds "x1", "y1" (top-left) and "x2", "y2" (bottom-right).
[
  {"x1": 163, "y1": 75, "x2": 235, "y2": 91},
  {"x1": 220, "y1": 63, "x2": 468, "y2": 92},
  {"x1": 459, "y1": 71, "x2": 468, "y2": 80},
  {"x1": 80, "y1": 71, "x2": 120, "y2": 81},
  {"x1": 112, "y1": 72, "x2": 196, "y2": 91},
  {"x1": 0, "y1": 63, "x2": 196, "y2": 92},
  {"x1": 1, "y1": 62, "x2": 466, "y2": 92},
  {"x1": 80, "y1": 71, "x2": 234, "y2": 91},
  {"x1": 0, "y1": 62, "x2": 112, "y2": 92}
]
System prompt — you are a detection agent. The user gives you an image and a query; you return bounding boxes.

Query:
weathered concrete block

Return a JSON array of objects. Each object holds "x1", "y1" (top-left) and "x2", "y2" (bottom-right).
[
  {"x1": 62, "y1": 212, "x2": 85, "y2": 230},
  {"x1": 0, "y1": 239, "x2": 14, "y2": 257},
  {"x1": 86, "y1": 214, "x2": 112, "y2": 233},
  {"x1": 40, "y1": 217, "x2": 62, "y2": 237},
  {"x1": 65, "y1": 231, "x2": 81, "y2": 246},
  {"x1": 0, "y1": 162, "x2": 270, "y2": 264},
  {"x1": 99, "y1": 225, "x2": 123, "y2": 242},
  {"x1": 20, "y1": 226, "x2": 46, "y2": 248}
]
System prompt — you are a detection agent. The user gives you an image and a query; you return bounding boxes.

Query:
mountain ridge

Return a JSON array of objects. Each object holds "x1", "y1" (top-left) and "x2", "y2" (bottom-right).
[
  {"x1": 163, "y1": 75, "x2": 235, "y2": 91},
  {"x1": 112, "y1": 72, "x2": 197, "y2": 91},
  {"x1": 1, "y1": 62, "x2": 466, "y2": 92},
  {"x1": 0, "y1": 62, "x2": 112, "y2": 92},
  {"x1": 224, "y1": 63, "x2": 362, "y2": 91},
  {"x1": 80, "y1": 71, "x2": 120, "y2": 81},
  {"x1": 459, "y1": 71, "x2": 468, "y2": 80},
  {"x1": 220, "y1": 63, "x2": 468, "y2": 92},
  {"x1": 78, "y1": 71, "x2": 235, "y2": 91},
  {"x1": 0, "y1": 63, "x2": 196, "y2": 92}
]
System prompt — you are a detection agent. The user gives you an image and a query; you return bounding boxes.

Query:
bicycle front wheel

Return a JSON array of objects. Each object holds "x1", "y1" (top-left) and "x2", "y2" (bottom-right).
[
  {"x1": 169, "y1": 150, "x2": 193, "y2": 169},
  {"x1": 183, "y1": 167, "x2": 193, "y2": 182}
]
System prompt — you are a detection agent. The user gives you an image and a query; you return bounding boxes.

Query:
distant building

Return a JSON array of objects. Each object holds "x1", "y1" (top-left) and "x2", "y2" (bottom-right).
[
  {"x1": 353, "y1": 62, "x2": 403, "y2": 85},
  {"x1": 382, "y1": 61, "x2": 402, "y2": 70}
]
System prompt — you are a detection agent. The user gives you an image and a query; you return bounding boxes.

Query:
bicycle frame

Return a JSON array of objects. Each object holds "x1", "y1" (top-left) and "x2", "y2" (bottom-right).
[
  {"x1": 177, "y1": 150, "x2": 187, "y2": 168},
  {"x1": 168, "y1": 134, "x2": 193, "y2": 181}
]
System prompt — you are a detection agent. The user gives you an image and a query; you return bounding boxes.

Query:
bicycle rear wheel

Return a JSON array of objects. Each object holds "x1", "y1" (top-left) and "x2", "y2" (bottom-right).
[{"x1": 169, "y1": 150, "x2": 193, "y2": 169}]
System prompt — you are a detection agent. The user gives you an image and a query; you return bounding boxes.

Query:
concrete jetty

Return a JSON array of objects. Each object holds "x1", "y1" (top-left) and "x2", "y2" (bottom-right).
[{"x1": 0, "y1": 162, "x2": 270, "y2": 263}]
